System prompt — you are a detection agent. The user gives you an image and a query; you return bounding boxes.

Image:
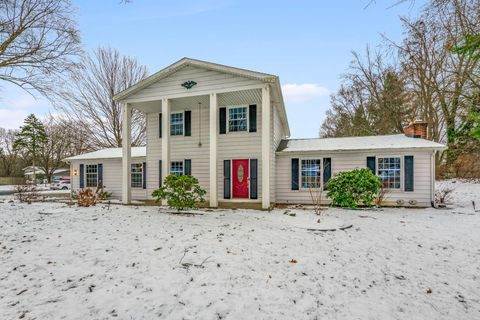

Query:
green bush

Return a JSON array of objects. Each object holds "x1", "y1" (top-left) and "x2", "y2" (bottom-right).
[
  {"x1": 326, "y1": 168, "x2": 381, "y2": 208},
  {"x1": 152, "y1": 174, "x2": 206, "y2": 211}
]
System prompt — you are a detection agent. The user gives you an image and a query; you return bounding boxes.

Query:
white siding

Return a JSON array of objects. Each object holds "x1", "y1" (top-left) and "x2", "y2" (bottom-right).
[
  {"x1": 270, "y1": 105, "x2": 287, "y2": 202},
  {"x1": 216, "y1": 100, "x2": 262, "y2": 203},
  {"x1": 275, "y1": 150, "x2": 434, "y2": 207},
  {"x1": 127, "y1": 65, "x2": 263, "y2": 101},
  {"x1": 70, "y1": 157, "x2": 147, "y2": 200}
]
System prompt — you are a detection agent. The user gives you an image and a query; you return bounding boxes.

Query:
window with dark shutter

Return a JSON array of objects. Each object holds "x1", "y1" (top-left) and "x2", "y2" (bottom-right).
[
  {"x1": 184, "y1": 111, "x2": 191, "y2": 136},
  {"x1": 250, "y1": 159, "x2": 258, "y2": 199},
  {"x1": 249, "y1": 105, "x2": 257, "y2": 132},
  {"x1": 79, "y1": 164, "x2": 84, "y2": 189},
  {"x1": 223, "y1": 160, "x2": 231, "y2": 199},
  {"x1": 142, "y1": 162, "x2": 147, "y2": 189},
  {"x1": 219, "y1": 107, "x2": 227, "y2": 134},
  {"x1": 184, "y1": 159, "x2": 192, "y2": 176},
  {"x1": 291, "y1": 158, "x2": 299, "y2": 190},
  {"x1": 367, "y1": 157, "x2": 376, "y2": 174},
  {"x1": 97, "y1": 163, "x2": 103, "y2": 188},
  {"x1": 323, "y1": 158, "x2": 331, "y2": 190},
  {"x1": 404, "y1": 156, "x2": 414, "y2": 192}
]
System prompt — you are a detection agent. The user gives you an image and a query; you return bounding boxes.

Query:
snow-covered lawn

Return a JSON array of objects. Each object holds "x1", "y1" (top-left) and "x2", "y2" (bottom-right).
[{"x1": 0, "y1": 182, "x2": 479, "y2": 319}]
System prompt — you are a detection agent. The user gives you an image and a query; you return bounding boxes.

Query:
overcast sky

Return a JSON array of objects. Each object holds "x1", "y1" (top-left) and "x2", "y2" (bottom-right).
[{"x1": 0, "y1": 0, "x2": 425, "y2": 138}]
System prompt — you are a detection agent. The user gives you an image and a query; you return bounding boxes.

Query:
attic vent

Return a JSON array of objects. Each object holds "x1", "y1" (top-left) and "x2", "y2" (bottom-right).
[{"x1": 181, "y1": 80, "x2": 197, "y2": 89}]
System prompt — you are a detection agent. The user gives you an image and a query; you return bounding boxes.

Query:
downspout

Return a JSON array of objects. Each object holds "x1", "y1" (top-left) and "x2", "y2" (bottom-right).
[{"x1": 431, "y1": 150, "x2": 435, "y2": 208}]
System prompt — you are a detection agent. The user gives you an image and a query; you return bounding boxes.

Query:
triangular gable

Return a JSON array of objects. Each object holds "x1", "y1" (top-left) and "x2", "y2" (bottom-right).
[{"x1": 113, "y1": 57, "x2": 278, "y2": 102}]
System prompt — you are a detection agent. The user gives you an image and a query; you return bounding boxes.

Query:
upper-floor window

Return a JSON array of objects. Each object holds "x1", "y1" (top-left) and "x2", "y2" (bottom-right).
[
  {"x1": 378, "y1": 157, "x2": 401, "y2": 189},
  {"x1": 131, "y1": 163, "x2": 143, "y2": 188},
  {"x1": 301, "y1": 159, "x2": 321, "y2": 188},
  {"x1": 170, "y1": 161, "x2": 183, "y2": 175},
  {"x1": 228, "y1": 106, "x2": 247, "y2": 132},
  {"x1": 85, "y1": 164, "x2": 98, "y2": 187},
  {"x1": 170, "y1": 112, "x2": 184, "y2": 136}
]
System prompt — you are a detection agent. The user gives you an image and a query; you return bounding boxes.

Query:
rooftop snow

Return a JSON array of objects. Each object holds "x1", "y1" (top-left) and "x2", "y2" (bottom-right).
[
  {"x1": 276, "y1": 134, "x2": 446, "y2": 153},
  {"x1": 64, "y1": 147, "x2": 146, "y2": 161}
]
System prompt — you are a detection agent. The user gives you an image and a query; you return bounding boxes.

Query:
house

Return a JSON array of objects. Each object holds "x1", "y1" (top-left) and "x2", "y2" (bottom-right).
[
  {"x1": 23, "y1": 166, "x2": 70, "y2": 182},
  {"x1": 64, "y1": 58, "x2": 446, "y2": 208}
]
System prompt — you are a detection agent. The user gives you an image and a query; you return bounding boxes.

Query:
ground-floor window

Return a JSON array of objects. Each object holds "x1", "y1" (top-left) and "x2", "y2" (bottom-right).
[
  {"x1": 170, "y1": 161, "x2": 183, "y2": 175},
  {"x1": 131, "y1": 163, "x2": 143, "y2": 188},
  {"x1": 301, "y1": 159, "x2": 321, "y2": 188},
  {"x1": 378, "y1": 157, "x2": 401, "y2": 189},
  {"x1": 85, "y1": 164, "x2": 98, "y2": 187}
]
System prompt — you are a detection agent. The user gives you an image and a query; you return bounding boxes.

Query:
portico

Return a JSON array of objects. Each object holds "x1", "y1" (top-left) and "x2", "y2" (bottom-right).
[{"x1": 114, "y1": 58, "x2": 288, "y2": 209}]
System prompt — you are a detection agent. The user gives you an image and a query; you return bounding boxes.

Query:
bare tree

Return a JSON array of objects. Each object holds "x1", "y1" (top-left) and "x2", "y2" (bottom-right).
[
  {"x1": 38, "y1": 116, "x2": 91, "y2": 182},
  {"x1": 0, "y1": 0, "x2": 81, "y2": 96},
  {"x1": 0, "y1": 127, "x2": 20, "y2": 176},
  {"x1": 54, "y1": 46, "x2": 148, "y2": 147}
]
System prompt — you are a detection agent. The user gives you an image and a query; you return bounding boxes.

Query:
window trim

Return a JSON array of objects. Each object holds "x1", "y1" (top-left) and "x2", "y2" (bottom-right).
[
  {"x1": 170, "y1": 111, "x2": 185, "y2": 136},
  {"x1": 299, "y1": 157, "x2": 323, "y2": 190},
  {"x1": 85, "y1": 164, "x2": 98, "y2": 188},
  {"x1": 376, "y1": 156, "x2": 402, "y2": 190},
  {"x1": 170, "y1": 160, "x2": 184, "y2": 175},
  {"x1": 226, "y1": 105, "x2": 249, "y2": 133},
  {"x1": 130, "y1": 163, "x2": 143, "y2": 189}
]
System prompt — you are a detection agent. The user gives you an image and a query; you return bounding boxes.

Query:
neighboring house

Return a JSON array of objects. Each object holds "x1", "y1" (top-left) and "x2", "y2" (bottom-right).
[
  {"x1": 23, "y1": 166, "x2": 70, "y2": 181},
  {"x1": 64, "y1": 58, "x2": 446, "y2": 208}
]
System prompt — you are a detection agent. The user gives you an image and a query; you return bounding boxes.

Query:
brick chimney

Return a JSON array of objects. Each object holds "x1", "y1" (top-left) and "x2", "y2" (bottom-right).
[{"x1": 404, "y1": 120, "x2": 428, "y2": 139}]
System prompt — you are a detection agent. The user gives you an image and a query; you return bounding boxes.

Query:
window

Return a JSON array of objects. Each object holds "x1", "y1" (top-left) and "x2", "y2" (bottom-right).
[
  {"x1": 170, "y1": 161, "x2": 183, "y2": 175},
  {"x1": 85, "y1": 164, "x2": 98, "y2": 187},
  {"x1": 170, "y1": 112, "x2": 184, "y2": 136},
  {"x1": 301, "y1": 159, "x2": 321, "y2": 188},
  {"x1": 228, "y1": 106, "x2": 247, "y2": 132},
  {"x1": 131, "y1": 163, "x2": 143, "y2": 188},
  {"x1": 378, "y1": 157, "x2": 401, "y2": 189}
]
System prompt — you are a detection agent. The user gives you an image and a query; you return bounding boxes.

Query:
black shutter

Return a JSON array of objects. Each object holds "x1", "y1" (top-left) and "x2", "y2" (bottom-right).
[
  {"x1": 159, "y1": 113, "x2": 162, "y2": 138},
  {"x1": 97, "y1": 163, "x2": 103, "y2": 188},
  {"x1": 158, "y1": 160, "x2": 162, "y2": 187},
  {"x1": 367, "y1": 157, "x2": 376, "y2": 174},
  {"x1": 184, "y1": 110, "x2": 191, "y2": 136},
  {"x1": 323, "y1": 158, "x2": 331, "y2": 190},
  {"x1": 404, "y1": 156, "x2": 414, "y2": 192},
  {"x1": 223, "y1": 160, "x2": 231, "y2": 199},
  {"x1": 184, "y1": 159, "x2": 192, "y2": 176},
  {"x1": 219, "y1": 107, "x2": 227, "y2": 134},
  {"x1": 142, "y1": 162, "x2": 147, "y2": 189},
  {"x1": 249, "y1": 105, "x2": 257, "y2": 132},
  {"x1": 291, "y1": 158, "x2": 299, "y2": 190},
  {"x1": 250, "y1": 159, "x2": 258, "y2": 199},
  {"x1": 79, "y1": 164, "x2": 84, "y2": 189}
]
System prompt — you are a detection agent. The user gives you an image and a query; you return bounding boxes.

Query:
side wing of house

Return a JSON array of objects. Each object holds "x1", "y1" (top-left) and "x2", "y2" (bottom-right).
[{"x1": 276, "y1": 149, "x2": 436, "y2": 207}]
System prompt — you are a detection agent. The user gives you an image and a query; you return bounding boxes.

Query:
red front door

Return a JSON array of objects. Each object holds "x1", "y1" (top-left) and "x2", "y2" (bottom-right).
[{"x1": 232, "y1": 159, "x2": 249, "y2": 198}]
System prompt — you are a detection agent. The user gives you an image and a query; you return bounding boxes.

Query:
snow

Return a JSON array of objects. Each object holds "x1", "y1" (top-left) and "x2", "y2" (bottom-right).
[
  {"x1": 64, "y1": 147, "x2": 146, "y2": 161},
  {"x1": 277, "y1": 134, "x2": 446, "y2": 152},
  {"x1": 0, "y1": 182, "x2": 479, "y2": 319}
]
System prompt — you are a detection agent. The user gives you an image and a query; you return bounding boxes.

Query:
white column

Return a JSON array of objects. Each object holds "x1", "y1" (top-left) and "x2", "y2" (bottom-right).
[
  {"x1": 261, "y1": 85, "x2": 271, "y2": 209},
  {"x1": 209, "y1": 93, "x2": 218, "y2": 207},
  {"x1": 122, "y1": 102, "x2": 132, "y2": 204},
  {"x1": 161, "y1": 98, "x2": 170, "y2": 205}
]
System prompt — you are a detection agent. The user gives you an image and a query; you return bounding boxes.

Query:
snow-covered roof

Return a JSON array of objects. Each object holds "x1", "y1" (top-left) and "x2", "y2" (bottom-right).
[
  {"x1": 276, "y1": 134, "x2": 446, "y2": 153},
  {"x1": 64, "y1": 147, "x2": 146, "y2": 161}
]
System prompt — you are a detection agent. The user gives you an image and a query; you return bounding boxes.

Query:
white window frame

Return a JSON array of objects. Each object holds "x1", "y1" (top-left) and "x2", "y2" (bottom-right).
[
  {"x1": 170, "y1": 160, "x2": 184, "y2": 175},
  {"x1": 299, "y1": 158, "x2": 323, "y2": 190},
  {"x1": 85, "y1": 164, "x2": 98, "y2": 188},
  {"x1": 170, "y1": 112, "x2": 184, "y2": 136},
  {"x1": 227, "y1": 105, "x2": 249, "y2": 133},
  {"x1": 376, "y1": 156, "x2": 402, "y2": 190},
  {"x1": 130, "y1": 163, "x2": 143, "y2": 188}
]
